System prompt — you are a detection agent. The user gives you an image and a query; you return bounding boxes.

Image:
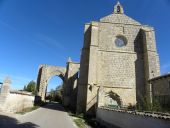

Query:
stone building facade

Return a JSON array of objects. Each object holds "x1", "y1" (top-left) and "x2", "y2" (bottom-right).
[
  {"x1": 76, "y1": 2, "x2": 160, "y2": 114},
  {"x1": 36, "y1": 2, "x2": 162, "y2": 114}
]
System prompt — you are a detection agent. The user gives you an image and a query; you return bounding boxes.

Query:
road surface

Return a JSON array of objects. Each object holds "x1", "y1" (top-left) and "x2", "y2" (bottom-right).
[{"x1": 0, "y1": 102, "x2": 77, "y2": 128}]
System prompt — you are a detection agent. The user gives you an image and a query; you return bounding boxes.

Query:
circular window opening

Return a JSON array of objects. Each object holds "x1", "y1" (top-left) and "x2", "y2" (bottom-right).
[{"x1": 115, "y1": 36, "x2": 127, "y2": 47}]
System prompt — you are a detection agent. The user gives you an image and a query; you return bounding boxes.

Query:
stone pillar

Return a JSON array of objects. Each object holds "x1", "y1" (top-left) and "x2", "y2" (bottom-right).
[
  {"x1": 77, "y1": 23, "x2": 91, "y2": 114},
  {"x1": 77, "y1": 22, "x2": 99, "y2": 114},
  {"x1": 142, "y1": 27, "x2": 160, "y2": 103},
  {"x1": 1, "y1": 77, "x2": 11, "y2": 95},
  {"x1": 86, "y1": 22, "x2": 99, "y2": 113},
  {"x1": 97, "y1": 86, "x2": 105, "y2": 107},
  {"x1": 37, "y1": 65, "x2": 47, "y2": 101},
  {"x1": 64, "y1": 61, "x2": 80, "y2": 109}
]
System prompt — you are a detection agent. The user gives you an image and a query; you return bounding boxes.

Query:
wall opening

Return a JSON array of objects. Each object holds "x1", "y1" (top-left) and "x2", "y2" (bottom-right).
[
  {"x1": 45, "y1": 76, "x2": 63, "y2": 102},
  {"x1": 105, "y1": 91, "x2": 122, "y2": 109}
]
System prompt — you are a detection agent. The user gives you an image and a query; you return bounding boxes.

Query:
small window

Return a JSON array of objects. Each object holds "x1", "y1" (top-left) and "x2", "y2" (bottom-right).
[
  {"x1": 115, "y1": 36, "x2": 127, "y2": 47},
  {"x1": 117, "y1": 6, "x2": 120, "y2": 13}
]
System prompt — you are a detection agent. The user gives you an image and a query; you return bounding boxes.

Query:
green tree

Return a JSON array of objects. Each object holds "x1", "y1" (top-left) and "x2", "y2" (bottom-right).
[
  {"x1": 54, "y1": 85, "x2": 63, "y2": 103},
  {"x1": 46, "y1": 85, "x2": 63, "y2": 102},
  {"x1": 23, "y1": 80, "x2": 36, "y2": 95},
  {"x1": 23, "y1": 85, "x2": 27, "y2": 91}
]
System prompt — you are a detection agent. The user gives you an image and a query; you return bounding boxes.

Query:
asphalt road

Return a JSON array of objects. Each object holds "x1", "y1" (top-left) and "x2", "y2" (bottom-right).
[{"x1": 0, "y1": 102, "x2": 77, "y2": 128}]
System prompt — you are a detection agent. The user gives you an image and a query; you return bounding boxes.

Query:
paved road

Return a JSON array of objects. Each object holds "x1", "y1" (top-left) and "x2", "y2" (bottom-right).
[{"x1": 0, "y1": 102, "x2": 77, "y2": 128}]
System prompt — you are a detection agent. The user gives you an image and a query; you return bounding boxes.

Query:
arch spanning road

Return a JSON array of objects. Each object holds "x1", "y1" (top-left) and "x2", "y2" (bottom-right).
[
  {"x1": 36, "y1": 65, "x2": 66, "y2": 102},
  {"x1": 0, "y1": 102, "x2": 77, "y2": 128}
]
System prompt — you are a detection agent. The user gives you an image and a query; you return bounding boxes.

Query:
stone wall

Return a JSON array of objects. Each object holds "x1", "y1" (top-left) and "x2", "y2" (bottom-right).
[
  {"x1": 97, "y1": 107, "x2": 170, "y2": 128},
  {"x1": 97, "y1": 86, "x2": 136, "y2": 108},
  {"x1": 0, "y1": 93, "x2": 34, "y2": 113},
  {"x1": 149, "y1": 74, "x2": 170, "y2": 107},
  {"x1": 64, "y1": 61, "x2": 80, "y2": 109}
]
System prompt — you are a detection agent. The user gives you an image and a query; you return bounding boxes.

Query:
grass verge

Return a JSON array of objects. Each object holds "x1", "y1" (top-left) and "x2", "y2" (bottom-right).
[
  {"x1": 74, "y1": 118, "x2": 86, "y2": 128},
  {"x1": 69, "y1": 113, "x2": 86, "y2": 128},
  {"x1": 68, "y1": 112, "x2": 98, "y2": 128},
  {"x1": 15, "y1": 106, "x2": 40, "y2": 115}
]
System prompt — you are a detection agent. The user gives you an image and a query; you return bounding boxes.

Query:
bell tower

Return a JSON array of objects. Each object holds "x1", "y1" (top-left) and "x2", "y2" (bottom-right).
[{"x1": 114, "y1": 1, "x2": 124, "y2": 14}]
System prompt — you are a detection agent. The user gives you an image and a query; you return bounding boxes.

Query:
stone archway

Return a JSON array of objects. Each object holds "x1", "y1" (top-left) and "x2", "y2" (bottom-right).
[
  {"x1": 105, "y1": 91, "x2": 122, "y2": 108},
  {"x1": 97, "y1": 87, "x2": 122, "y2": 109},
  {"x1": 36, "y1": 65, "x2": 66, "y2": 101}
]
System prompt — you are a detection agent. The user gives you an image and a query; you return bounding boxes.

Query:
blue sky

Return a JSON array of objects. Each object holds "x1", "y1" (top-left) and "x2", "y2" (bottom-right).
[{"x1": 0, "y1": 0, "x2": 170, "y2": 91}]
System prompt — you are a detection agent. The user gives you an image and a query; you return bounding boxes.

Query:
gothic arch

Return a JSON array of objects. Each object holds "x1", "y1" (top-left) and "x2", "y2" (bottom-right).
[
  {"x1": 36, "y1": 65, "x2": 66, "y2": 101},
  {"x1": 105, "y1": 91, "x2": 122, "y2": 107},
  {"x1": 97, "y1": 87, "x2": 123, "y2": 109}
]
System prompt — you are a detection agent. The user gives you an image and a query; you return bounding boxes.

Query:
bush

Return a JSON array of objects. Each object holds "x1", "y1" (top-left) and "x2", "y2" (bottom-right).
[{"x1": 136, "y1": 96, "x2": 162, "y2": 112}]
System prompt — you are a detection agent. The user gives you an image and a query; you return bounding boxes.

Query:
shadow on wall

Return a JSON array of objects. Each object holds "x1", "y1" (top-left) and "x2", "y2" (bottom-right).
[
  {"x1": 134, "y1": 29, "x2": 145, "y2": 105},
  {"x1": 0, "y1": 115, "x2": 39, "y2": 128},
  {"x1": 68, "y1": 72, "x2": 79, "y2": 112}
]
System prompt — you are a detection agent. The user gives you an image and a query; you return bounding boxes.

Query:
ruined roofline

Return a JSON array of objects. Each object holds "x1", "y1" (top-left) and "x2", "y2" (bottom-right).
[{"x1": 38, "y1": 64, "x2": 66, "y2": 69}]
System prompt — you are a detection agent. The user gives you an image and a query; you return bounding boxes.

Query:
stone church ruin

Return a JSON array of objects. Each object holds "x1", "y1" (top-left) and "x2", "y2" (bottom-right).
[{"x1": 36, "y1": 2, "x2": 169, "y2": 114}]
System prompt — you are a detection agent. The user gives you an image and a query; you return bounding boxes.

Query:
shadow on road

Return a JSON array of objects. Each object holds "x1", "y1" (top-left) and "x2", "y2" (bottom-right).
[
  {"x1": 0, "y1": 115, "x2": 39, "y2": 128},
  {"x1": 41, "y1": 102, "x2": 66, "y2": 112}
]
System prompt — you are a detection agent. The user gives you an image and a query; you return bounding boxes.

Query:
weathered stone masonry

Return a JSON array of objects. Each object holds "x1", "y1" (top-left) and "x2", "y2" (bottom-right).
[
  {"x1": 36, "y1": 2, "x2": 162, "y2": 114},
  {"x1": 77, "y1": 2, "x2": 160, "y2": 114},
  {"x1": 36, "y1": 61, "x2": 80, "y2": 110}
]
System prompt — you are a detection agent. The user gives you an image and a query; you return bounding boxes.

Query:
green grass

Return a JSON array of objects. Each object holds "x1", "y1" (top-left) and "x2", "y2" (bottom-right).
[
  {"x1": 68, "y1": 112, "x2": 86, "y2": 128},
  {"x1": 73, "y1": 118, "x2": 86, "y2": 128},
  {"x1": 68, "y1": 111, "x2": 98, "y2": 128},
  {"x1": 16, "y1": 106, "x2": 40, "y2": 115}
]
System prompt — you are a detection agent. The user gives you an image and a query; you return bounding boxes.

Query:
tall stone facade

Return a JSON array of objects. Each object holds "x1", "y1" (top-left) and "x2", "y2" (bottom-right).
[
  {"x1": 76, "y1": 2, "x2": 160, "y2": 114},
  {"x1": 36, "y1": 2, "x2": 161, "y2": 114}
]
